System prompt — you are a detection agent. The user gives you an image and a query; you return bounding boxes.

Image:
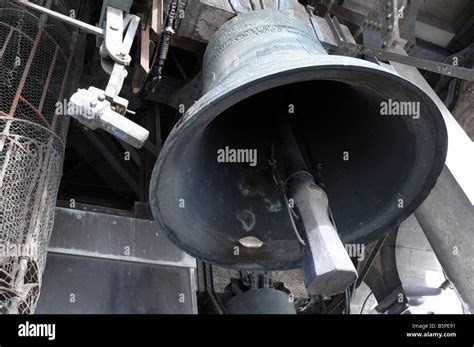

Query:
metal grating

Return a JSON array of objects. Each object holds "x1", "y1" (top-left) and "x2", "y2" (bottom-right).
[{"x1": 0, "y1": 0, "x2": 84, "y2": 314}]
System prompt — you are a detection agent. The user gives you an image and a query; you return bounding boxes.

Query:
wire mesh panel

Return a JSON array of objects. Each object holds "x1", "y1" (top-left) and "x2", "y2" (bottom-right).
[{"x1": 0, "y1": 0, "x2": 84, "y2": 313}]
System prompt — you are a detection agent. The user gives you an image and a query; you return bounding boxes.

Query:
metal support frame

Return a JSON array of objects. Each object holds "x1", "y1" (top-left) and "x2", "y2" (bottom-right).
[
  {"x1": 317, "y1": 12, "x2": 474, "y2": 81},
  {"x1": 362, "y1": 0, "x2": 399, "y2": 49},
  {"x1": 415, "y1": 167, "x2": 474, "y2": 313},
  {"x1": 398, "y1": 0, "x2": 422, "y2": 53}
]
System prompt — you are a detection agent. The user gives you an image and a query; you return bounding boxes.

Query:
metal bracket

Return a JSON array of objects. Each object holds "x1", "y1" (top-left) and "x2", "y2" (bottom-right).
[
  {"x1": 363, "y1": 0, "x2": 400, "y2": 49},
  {"x1": 68, "y1": 87, "x2": 149, "y2": 148},
  {"x1": 99, "y1": 0, "x2": 134, "y2": 28},
  {"x1": 103, "y1": 6, "x2": 140, "y2": 66}
]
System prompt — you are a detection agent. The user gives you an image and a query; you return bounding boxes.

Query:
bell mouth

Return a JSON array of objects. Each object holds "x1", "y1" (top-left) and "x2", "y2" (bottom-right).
[{"x1": 150, "y1": 62, "x2": 447, "y2": 270}]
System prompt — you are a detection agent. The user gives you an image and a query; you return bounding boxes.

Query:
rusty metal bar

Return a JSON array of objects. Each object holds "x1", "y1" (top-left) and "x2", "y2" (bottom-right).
[
  {"x1": 38, "y1": 45, "x2": 59, "y2": 113},
  {"x1": 141, "y1": 26, "x2": 151, "y2": 73},
  {"x1": 25, "y1": 137, "x2": 53, "y2": 243},
  {"x1": 9, "y1": 24, "x2": 43, "y2": 117},
  {"x1": 151, "y1": 0, "x2": 164, "y2": 35},
  {"x1": 52, "y1": 34, "x2": 76, "y2": 137},
  {"x1": 19, "y1": 95, "x2": 51, "y2": 128}
]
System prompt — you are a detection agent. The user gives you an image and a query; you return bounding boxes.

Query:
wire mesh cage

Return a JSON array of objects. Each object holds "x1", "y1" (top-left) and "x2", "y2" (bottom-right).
[{"x1": 0, "y1": 0, "x2": 85, "y2": 313}]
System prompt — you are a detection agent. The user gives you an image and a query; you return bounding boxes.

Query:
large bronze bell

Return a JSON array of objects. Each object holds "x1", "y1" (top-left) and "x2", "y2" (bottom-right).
[{"x1": 150, "y1": 10, "x2": 447, "y2": 271}]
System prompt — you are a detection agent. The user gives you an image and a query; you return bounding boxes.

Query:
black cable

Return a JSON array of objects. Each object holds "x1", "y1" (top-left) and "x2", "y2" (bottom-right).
[
  {"x1": 143, "y1": 0, "x2": 181, "y2": 96},
  {"x1": 360, "y1": 291, "x2": 374, "y2": 314}
]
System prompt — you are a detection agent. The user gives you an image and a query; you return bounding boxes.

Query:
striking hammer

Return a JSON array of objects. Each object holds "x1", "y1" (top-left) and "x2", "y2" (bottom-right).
[{"x1": 276, "y1": 115, "x2": 358, "y2": 297}]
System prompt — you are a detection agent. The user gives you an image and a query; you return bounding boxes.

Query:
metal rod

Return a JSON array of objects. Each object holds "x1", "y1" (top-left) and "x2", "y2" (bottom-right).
[
  {"x1": 0, "y1": 22, "x2": 68, "y2": 59},
  {"x1": 151, "y1": 0, "x2": 164, "y2": 35},
  {"x1": 38, "y1": 46, "x2": 59, "y2": 113},
  {"x1": 9, "y1": 24, "x2": 43, "y2": 117},
  {"x1": 53, "y1": 31, "x2": 77, "y2": 137},
  {"x1": 17, "y1": 0, "x2": 104, "y2": 36},
  {"x1": 339, "y1": 40, "x2": 474, "y2": 81},
  {"x1": 19, "y1": 96, "x2": 51, "y2": 128}
]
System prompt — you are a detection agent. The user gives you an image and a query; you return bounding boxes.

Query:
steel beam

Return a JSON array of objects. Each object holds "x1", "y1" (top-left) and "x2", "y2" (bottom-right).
[{"x1": 414, "y1": 167, "x2": 474, "y2": 313}]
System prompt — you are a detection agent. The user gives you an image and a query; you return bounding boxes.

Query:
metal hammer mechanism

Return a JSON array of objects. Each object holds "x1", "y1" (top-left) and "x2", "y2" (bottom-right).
[
  {"x1": 67, "y1": 6, "x2": 149, "y2": 149},
  {"x1": 277, "y1": 116, "x2": 358, "y2": 297},
  {"x1": 18, "y1": 1, "x2": 149, "y2": 148}
]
